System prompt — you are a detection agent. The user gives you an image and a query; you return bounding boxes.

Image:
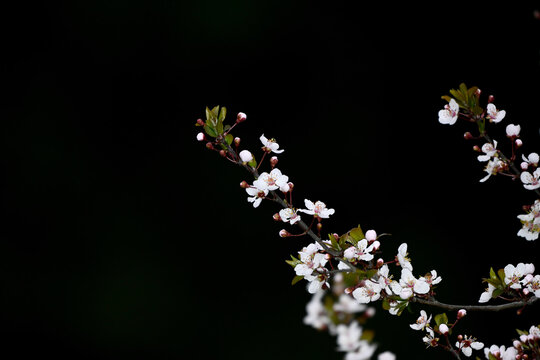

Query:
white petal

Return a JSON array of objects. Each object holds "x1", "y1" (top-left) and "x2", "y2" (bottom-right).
[
  {"x1": 414, "y1": 280, "x2": 430, "y2": 294},
  {"x1": 462, "y1": 346, "x2": 472, "y2": 357},
  {"x1": 304, "y1": 199, "x2": 315, "y2": 210},
  {"x1": 471, "y1": 342, "x2": 484, "y2": 350}
]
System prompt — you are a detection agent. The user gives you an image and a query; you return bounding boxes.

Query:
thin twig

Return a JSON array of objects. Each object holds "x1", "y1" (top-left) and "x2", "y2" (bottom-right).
[{"x1": 411, "y1": 296, "x2": 539, "y2": 312}]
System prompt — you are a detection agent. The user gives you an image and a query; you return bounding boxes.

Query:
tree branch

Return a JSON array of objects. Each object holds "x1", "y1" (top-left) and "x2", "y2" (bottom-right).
[{"x1": 411, "y1": 295, "x2": 539, "y2": 312}]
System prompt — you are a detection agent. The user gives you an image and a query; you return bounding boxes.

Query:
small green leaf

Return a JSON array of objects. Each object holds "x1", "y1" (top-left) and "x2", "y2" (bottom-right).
[
  {"x1": 498, "y1": 269, "x2": 506, "y2": 285},
  {"x1": 381, "y1": 298, "x2": 390, "y2": 311},
  {"x1": 492, "y1": 288, "x2": 504, "y2": 298},
  {"x1": 366, "y1": 269, "x2": 378, "y2": 280},
  {"x1": 215, "y1": 121, "x2": 224, "y2": 136},
  {"x1": 218, "y1": 106, "x2": 227, "y2": 123},
  {"x1": 204, "y1": 124, "x2": 217, "y2": 138},
  {"x1": 489, "y1": 267, "x2": 498, "y2": 280},
  {"x1": 434, "y1": 313, "x2": 448, "y2": 326},
  {"x1": 349, "y1": 226, "x2": 364, "y2": 244},
  {"x1": 516, "y1": 328, "x2": 528, "y2": 336},
  {"x1": 291, "y1": 275, "x2": 304, "y2": 285},
  {"x1": 441, "y1": 95, "x2": 452, "y2": 102},
  {"x1": 360, "y1": 329, "x2": 375, "y2": 342},
  {"x1": 329, "y1": 233, "x2": 340, "y2": 250},
  {"x1": 248, "y1": 158, "x2": 257, "y2": 168},
  {"x1": 225, "y1": 134, "x2": 233, "y2": 145},
  {"x1": 488, "y1": 354, "x2": 498, "y2": 360},
  {"x1": 285, "y1": 255, "x2": 300, "y2": 268}
]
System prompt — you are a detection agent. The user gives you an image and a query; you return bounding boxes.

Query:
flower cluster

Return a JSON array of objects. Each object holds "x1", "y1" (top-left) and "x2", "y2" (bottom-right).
[
  {"x1": 518, "y1": 200, "x2": 540, "y2": 241},
  {"x1": 483, "y1": 325, "x2": 540, "y2": 360},
  {"x1": 479, "y1": 263, "x2": 537, "y2": 303}
]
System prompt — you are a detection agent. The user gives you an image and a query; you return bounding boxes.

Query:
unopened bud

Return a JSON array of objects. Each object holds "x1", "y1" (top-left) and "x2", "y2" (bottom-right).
[
  {"x1": 325, "y1": 253, "x2": 332, "y2": 260},
  {"x1": 365, "y1": 307, "x2": 376, "y2": 318},
  {"x1": 475, "y1": 88, "x2": 481, "y2": 97},
  {"x1": 457, "y1": 309, "x2": 467, "y2": 319},
  {"x1": 288, "y1": 182, "x2": 294, "y2": 190},
  {"x1": 270, "y1": 156, "x2": 279, "y2": 168},
  {"x1": 344, "y1": 287, "x2": 354, "y2": 294},
  {"x1": 273, "y1": 213, "x2": 281, "y2": 221},
  {"x1": 438, "y1": 324, "x2": 449, "y2": 334},
  {"x1": 457, "y1": 335, "x2": 463, "y2": 341},
  {"x1": 521, "y1": 161, "x2": 529, "y2": 170},
  {"x1": 219, "y1": 149, "x2": 227, "y2": 157},
  {"x1": 317, "y1": 223, "x2": 323, "y2": 231},
  {"x1": 506, "y1": 124, "x2": 521, "y2": 138},
  {"x1": 196, "y1": 118, "x2": 205, "y2": 126},
  {"x1": 206, "y1": 142, "x2": 214, "y2": 150},
  {"x1": 520, "y1": 335, "x2": 528, "y2": 343},
  {"x1": 513, "y1": 340, "x2": 521, "y2": 348},
  {"x1": 488, "y1": 95, "x2": 495, "y2": 103},
  {"x1": 236, "y1": 112, "x2": 247, "y2": 123},
  {"x1": 473, "y1": 145, "x2": 481, "y2": 152},
  {"x1": 523, "y1": 354, "x2": 529, "y2": 360},
  {"x1": 239, "y1": 150, "x2": 254, "y2": 163},
  {"x1": 333, "y1": 233, "x2": 339, "y2": 240},
  {"x1": 515, "y1": 139, "x2": 523, "y2": 147},
  {"x1": 376, "y1": 258, "x2": 384, "y2": 267},
  {"x1": 240, "y1": 181, "x2": 249, "y2": 188},
  {"x1": 196, "y1": 132, "x2": 205, "y2": 141},
  {"x1": 463, "y1": 132, "x2": 473, "y2": 140},
  {"x1": 279, "y1": 229, "x2": 291, "y2": 238},
  {"x1": 371, "y1": 240, "x2": 380, "y2": 251},
  {"x1": 234, "y1": 137, "x2": 241, "y2": 146},
  {"x1": 365, "y1": 230, "x2": 377, "y2": 241}
]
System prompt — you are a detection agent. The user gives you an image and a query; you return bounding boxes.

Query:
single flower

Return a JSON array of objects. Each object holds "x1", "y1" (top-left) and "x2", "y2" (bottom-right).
[
  {"x1": 396, "y1": 243, "x2": 413, "y2": 271},
  {"x1": 410, "y1": 310, "x2": 431, "y2": 331},
  {"x1": 522, "y1": 152, "x2": 540, "y2": 166},
  {"x1": 477, "y1": 141, "x2": 498, "y2": 162},
  {"x1": 352, "y1": 280, "x2": 382, "y2": 304},
  {"x1": 479, "y1": 158, "x2": 505, "y2": 183},
  {"x1": 520, "y1": 168, "x2": 540, "y2": 190},
  {"x1": 260, "y1": 134, "x2": 284, "y2": 153},
  {"x1": 486, "y1": 103, "x2": 506, "y2": 123},
  {"x1": 239, "y1": 149, "x2": 253, "y2": 163},
  {"x1": 399, "y1": 268, "x2": 430, "y2": 295},
  {"x1": 505, "y1": 124, "x2": 521, "y2": 137},
  {"x1": 525, "y1": 274, "x2": 540, "y2": 297},
  {"x1": 298, "y1": 199, "x2": 335, "y2": 218},
  {"x1": 456, "y1": 335, "x2": 484, "y2": 357},
  {"x1": 478, "y1": 283, "x2": 496, "y2": 303},
  {"x1": 343, "y1": 239, "x2": 375, "y2": 262},
  {"x1": 438, "y1": 99, "x2": 459, "y2": 125},
  {"x1": 246, "y1": 186, "x2": 268, "y2": 208},
  {"x1": 419, "y1": 270, "x2": 442, "y2": 286},
  {"x1": 504, "y1": 263, "x2": 529, "y2": 289},
  {"x1": 253, "y1": 168, "x2": 290, "y2": 192},
  {"x1": 279, "y1": 207, "x2": 301, "y2": 224},
  {"x1": 336, "y1": 321, "x2": 363, "y2": 352}
]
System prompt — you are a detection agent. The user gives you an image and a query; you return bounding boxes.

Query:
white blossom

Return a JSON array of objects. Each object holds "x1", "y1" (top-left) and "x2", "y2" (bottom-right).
[
  {"x1": 398, "y1": 268, "x2": 430, "y2": 296},
  {"x1": 530, "y1": 325, "x2": 540, "y2": 339},
  {"x1": 504, "y1": 263, "x2": 530, "y2": 289},
  {"x1": 343, "y1": 239, "x2": 375, "y2": 262},
  {"x1": 279, "y1": 207, "x2": 301, "y2": 224},
  {"x1": 525, "y1": 274, "x2": 540, "y2": 297},
  {"x1": 439, "y1": 324, "x2": 449, "y2": 334},
  {"x1": 522, "y1": 152, "x2": 540, "y2": 167},
  {"x1": 239, "y1": 150, "x2": 253, "y2": 163},
  {"x1": 253, "y1": 168, "x2": 290, "y2": 193},
  {"x1": 377, "y1": 352, "x2": 396, "y2": 360},
  {"x1": 505, "y1": 124, "x2": 521, "y2": 137},
  {"x1": 483, "y1": 345, "x2": 518, "y2": 360},
  {"x1": 479, "y1": 157, "x2": 505, "y2": 182},
  {"x1": 419, "y1": 270, "x2": 442, "y2": 287},
  {"x1": 295, "y1": 243, "x2": 326, "y2": 278},
  {"x1": 299, "y1": 199, "x2": 335, "y2": 218},
  {"x1": 344, "y1": 341, "x2": 377, "y2": 360},
  {"x1": 520, "y1": 168, "x2": 540, "y2": 190},
  {"x1": 336, "y1": 322, "x2": 363, "y2": 352},
  {"x1": 333, "y1": 294, "x2": 367, "y2": 314},
  {"x1": 365, "y1": 230, "x2": 377, "y2": 241},
  {"x1": 260, "y1": 134, "x2": 284, "y2": 154},
  {"x1": 486, "y1": 103, "x2": 506, "y2": 123},
  {"x1": 410, "y1": 310, "x2": 431, "y2": 331},
  {"x1": 517, "y1": 199, "x2": 540, "y2": 241},
  {"x1": 477, "y1": 141, "x2": 498, "y2": 162},
  {"x1": 396, "y1": 243, "x2": 413, "y2": 271},
  {"x1": 352, "y1": 280, "x2": 382, "y2": 304},
  {"x1": 196, "y1": 132, "x2": 205, "y2": 141},
  {"x1": 246, "y1": 186, "x2": 268, "y2": 208},
  {"x1": 377, "y1": 264, "x2": 394, "y2": 295},
  {"x1": 457, "y1": 336, "x2": 484, "y2": 357},
  {"x1": 303, "y1": 291, "x2": 330, "y2": 330},
  {"x1": 478, "y1": 283, "x2": 496, "y2": 303},
  {"x1": 438, "y1": 99, "x2": 459, "y2": 125}
]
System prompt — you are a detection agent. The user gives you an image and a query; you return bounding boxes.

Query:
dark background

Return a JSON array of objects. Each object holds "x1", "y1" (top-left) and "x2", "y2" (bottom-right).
[{"x1": 2, "y1": 2, "x2": 539, "y2": 359}]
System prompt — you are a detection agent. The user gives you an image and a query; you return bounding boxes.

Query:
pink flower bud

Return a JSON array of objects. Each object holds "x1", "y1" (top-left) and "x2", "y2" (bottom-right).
[
  {"x1": 344, "y1": 287, "x2": 353, "y2": 294},
  {"x1": 515, "y1": 139, "x2": 523, "y2": 147},
  {"x1": 234, "y1": 137, "x2": 241, "y2": 146},
  {"x1": 365, "y1": 230, "x2": 377, "y2": 241},
  {"x1": 376, "y1": 258, "x2": 384, "y2": 267},
  {"x1": 463, "y1": 132, "x2": 473, "y2": 140},
  {"x1": 219, "y1": 149, "x2": 227, "y2": 157},
  {"x1": 325, "y1": 253, "x2": 332, "y2": 260},
  {"x1": 316, "y1": 223, "x2": 323, "y2": 231},
  {"x1": 239, "y1": 181, "x2": 249, "y2": 188},
  {"x1": 475, "y1": 88, "x2": 481, "y2": 97},
  {"x1": 513, "y1": 340, "x2": 521, "y2": 348},
  {"x1": 457, "y1": 335, "x2": 463, "y2": 341},
  {"x1": 270, "y1": 156, "x2": 279, "y2": 168},
  {"x1": 196, "y1": 132, "x2": 205, "y2": 141},
  {"x1": 287, "y1": 182, "x2": 294, "y2": 190},
  {"x1": 521, "y1": 162, "x2": 529, "y2": 170},
  {"x1": 196, "y1": 118, "x2": 205, "y2": 126},
  {"x1": 488, "y1": 95, "x2": 495, "y2": 103},
  {"x1": 239, "y1": 150, "x2": 254, "y2": 163},
  {"x1": 236, "y1": 112, "x2": 247, "y2": 123},
  {"x1": 279, "y1": 229, "x2": 291, "y2": 238},
  {"x1": 520, "y1": 334, "x2": 528, "y2": 343},
  {"x1": 473, "y1": 145, "x2": 481, "y2": 152},
  {"x1": 371, "y1": 240, "x2": 380, "y2": 251},
  {"x1": 206, "y1": 142, "x2": 214, "y2": 150},
  {"x1": 273, "y1": 213, "x2": 281, "y2": 221},
  {"x1": 365, "y1": 307, "x2": 376, "y2": 317},
  {"x1": 438, "y1": 323, "x2": 449, "y2": 334},
  {"x1": 457, "y1": 309, "x2": 467, "y2": 319}
]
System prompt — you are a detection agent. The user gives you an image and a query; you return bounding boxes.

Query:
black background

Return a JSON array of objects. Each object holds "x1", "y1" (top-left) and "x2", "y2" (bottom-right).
[{"x1": 2, "y1": 2, "x2": 540, "y2": 359}]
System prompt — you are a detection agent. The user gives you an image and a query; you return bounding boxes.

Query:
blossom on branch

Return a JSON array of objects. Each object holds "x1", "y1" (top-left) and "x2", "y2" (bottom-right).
[
  {"x1": 520, "y1": 168, "x2": 540, "y2": 190},
  {"x1": 483, "y1": 345, "x2": 517, "y2": 360},
  {"x1": 279, "y1": 207, "x2": 301, "y2": 225},
  {"x1": 352, "y1": 280, "x2": 382, "y2": 304},
  {"x1": 396, "y1": 268, "x2": 430, "y2": 298},
  {"x1": 343, "y1": 239, "x2": 375, "y2": 262},
  {"x1": 336, "y1": 322, "x2": 363, "y2": 352},
  {"x1": 505, "y1": 124, "x2": 521, "y2": 137},
  {"x1": 478, "y1": 283, "x2": 496, "y2": 303},
  {"x1": 504, "y1": 263, "x2": 535, "y2": 289},
  {"x1": 396, "y1": 243, "x2": 413, "y2": 271},
  {"x1": 486, "y1": 103, "x2": 506, "y2": 123},
  {"x1": 410, "y1": 310, "x2": 431, "y2": 331},
  {"x1": 517, "y1": 199, "x2": 540, "y2": 240},
  {"x1": 299, "y1": 199, "x2": 335, "y2": 219},
  {"x1": 456, "y1": 335, "x2": 484, "y2": 357},
  {"x1": 438, "y1": 98, "x2": 459, "y2": 125},
  {"x1": 419, "y1": 270, "x2": 442, "y2": 287},
  {"x1": 260, "y1": 134, "x2": 284, "y2": 154},
  {"x1": 479, "y1": 158, "x2": 505, "y2": 182},
  {"x1": 253, "y1": 168, "x2": 290, "y2": 192},
  {"x1": 246, "y1": 186, "x2": 268, "y2": 208},
  {"x1": 477, "y1": 141, "x2": 498, "y2": 162},
  {"x1": 522, "y1": 152, "x2": 539, "y2": 167}
]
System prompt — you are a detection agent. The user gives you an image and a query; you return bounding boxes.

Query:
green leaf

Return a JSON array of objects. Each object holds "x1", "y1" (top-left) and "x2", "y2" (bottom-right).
[
  {"x1": 218, "y1": 106, "x2": 227, "y2": 123},
  {"x1": 216, "y1": 120, "x2": 224, "y2": 136},
  {"x1": 225, "y1": 134, "x2": 233, "y2": 145},
  {"x1": 360, "y1": 329, "x2": 375, "y2": 342},
  {"x1": 492, "y1": 288, "x2": 504, "y2": 299},
  {"x1": 498, "y1": 268, "x2": 507, "y2": 285},
  {"x1": 441, "y1": 95, "x2": 452, "y2": 102},
  {"x1": 366, "y1": 269, "x2": 378, "y2": 280},
  {"x1": 516, "y1": 328, "x2": 528, "y2": 336},
  {"x1": 488, "y1": 354, "x2": 498, "y2": 360},
  {"x1": 434, "y1": 313, "x2": 449, "y2": 326},
  {"x1": 381, "y1": 298, "x2": 390, "y2": 311},
  {"x1": 248, "y1": 158, "x2": 257, "y2": 168},
  {"x1": 489, "y1": 267, "x2": 498, "y2": 280},
  {"x1": 329, "y1": 233, "x2": 340, "y2": 250},
  {"x1": 348, "y1": 226, "x2": 364, "y2": 245},
  {"x1": 285, "y1": 255, "x2": 301, "y2": 268},
  {"x1": 291, "y1": 275, "x2": 303, "y2": 285},
  {"x1": 204, "y1": 124, "x2": 217, "y2": 138}
]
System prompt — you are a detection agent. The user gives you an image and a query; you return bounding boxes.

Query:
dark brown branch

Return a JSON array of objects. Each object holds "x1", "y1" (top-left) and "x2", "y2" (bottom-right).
[{"x1": 411, "y1": 295, "x2": 539, "y2": 312}]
